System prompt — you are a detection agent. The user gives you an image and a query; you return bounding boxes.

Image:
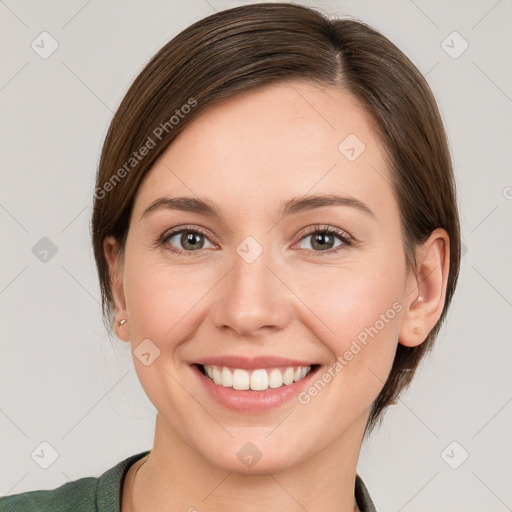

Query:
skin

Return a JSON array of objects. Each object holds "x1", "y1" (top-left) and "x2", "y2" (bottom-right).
[{"x1": 104, "y1": 79, "x2": 450, "y2": 512}]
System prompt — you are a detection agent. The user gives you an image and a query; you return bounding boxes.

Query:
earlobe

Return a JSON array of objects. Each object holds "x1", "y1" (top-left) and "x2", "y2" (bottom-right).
[
  {"x1": 103, "y1": 236, "x2": 130, "y2": 342},
  {"x1": 399, "y1": 228, "x2": 450, "y2": 348}
]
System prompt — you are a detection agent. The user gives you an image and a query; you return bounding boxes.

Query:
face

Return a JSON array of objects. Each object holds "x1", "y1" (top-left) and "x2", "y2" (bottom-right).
[{"x1": 106, "y1": 80, "x2": 418, "y2": 474}]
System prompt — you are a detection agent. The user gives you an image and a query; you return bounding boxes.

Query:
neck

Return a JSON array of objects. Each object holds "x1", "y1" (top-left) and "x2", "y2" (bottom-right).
[{"x1": 132, "y1": 413, "x2": 366, "y2": 512}]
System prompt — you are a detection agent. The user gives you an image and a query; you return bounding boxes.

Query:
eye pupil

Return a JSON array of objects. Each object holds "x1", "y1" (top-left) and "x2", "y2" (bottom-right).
[
  {"x1": 182, "y1": 232, "x2": 204, "y2": 250},
  {"x1": 311, "y1": 232, "x2": 334, "y2": 250}
]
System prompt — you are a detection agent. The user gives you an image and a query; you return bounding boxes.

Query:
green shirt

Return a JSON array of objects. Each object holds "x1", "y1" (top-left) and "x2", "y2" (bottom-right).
[{"x1": 0, "y1": 450, "x2": 377, "y2": 511}]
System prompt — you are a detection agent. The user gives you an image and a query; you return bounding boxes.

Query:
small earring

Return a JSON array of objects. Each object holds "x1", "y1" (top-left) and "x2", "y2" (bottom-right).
[{"x1": 119, "y1": 319, "x2": 126, "y2": 325}]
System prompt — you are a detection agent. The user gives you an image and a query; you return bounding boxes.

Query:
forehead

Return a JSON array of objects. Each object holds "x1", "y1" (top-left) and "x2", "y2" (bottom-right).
[{"x1": 132, "y1": 80, "x2": 395, "y2": 223}]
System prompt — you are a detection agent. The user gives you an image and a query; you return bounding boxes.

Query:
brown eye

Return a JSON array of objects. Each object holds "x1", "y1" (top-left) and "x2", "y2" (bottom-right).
[
  {"x1": 295, "y1": 225, "x2": 352, "y2": 255},
  {"x1": 160, "y1": 226, "x2": 215, "y2": 254}
]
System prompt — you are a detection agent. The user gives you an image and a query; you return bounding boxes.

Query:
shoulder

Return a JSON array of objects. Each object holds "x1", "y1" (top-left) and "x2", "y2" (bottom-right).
[
  {"x1": 0, "y1": 476, "x2": 98, "y2": 512},
  {"x1": 0, "y1": 450, "x2": 151, "y2": 512}
]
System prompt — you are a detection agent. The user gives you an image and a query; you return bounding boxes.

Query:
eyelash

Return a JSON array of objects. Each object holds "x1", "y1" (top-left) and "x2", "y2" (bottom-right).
[{"x1": 156, "y1": 224, "x2": 353, "y2": 257}]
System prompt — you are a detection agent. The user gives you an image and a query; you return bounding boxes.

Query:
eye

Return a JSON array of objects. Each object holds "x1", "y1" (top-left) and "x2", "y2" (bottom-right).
[
  {"x1": 156, "y1": 224, "x2": 352, "y2": 257},
  {"x1": 294, "y1": 225, "x2": 352, "y2": 255},
  {"x1": 159, "y1": 225, "x2": 216, "y2": 255}
]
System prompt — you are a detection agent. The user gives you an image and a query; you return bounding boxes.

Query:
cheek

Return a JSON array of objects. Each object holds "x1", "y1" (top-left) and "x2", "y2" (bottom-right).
[
  {"x1": 123, "y1": 252, "x2": 214, "y2": 340},
  {"x1": 297, "y1": 256, "x2": 403, "y2": 341},
  {"x1": 121, "y1": 256, "x2": 214, "y2": 416},
  {"x1": 291, "y1": 256, "x2": 405, "y2": 396}
]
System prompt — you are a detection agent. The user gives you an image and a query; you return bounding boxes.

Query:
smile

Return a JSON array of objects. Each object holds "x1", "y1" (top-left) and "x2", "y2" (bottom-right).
[
  {"x1": 191, "y1": 355, "x2": 321, "y2": 412},
  {"x1": 197, "y1": 364, "x2": 314, "y2": 391}
]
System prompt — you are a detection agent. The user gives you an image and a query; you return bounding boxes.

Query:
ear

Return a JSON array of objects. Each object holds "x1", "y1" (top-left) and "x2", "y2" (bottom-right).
[
  {"x1": 399, "y1": 228, "x2": 450, "y2": 348},
  {"x1": 103, "y1": 235, "x2": 130, "y2": 342}
]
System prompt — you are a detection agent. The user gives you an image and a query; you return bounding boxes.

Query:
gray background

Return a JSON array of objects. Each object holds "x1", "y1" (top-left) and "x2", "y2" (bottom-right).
[{"x1": 1, "y1": 0, "x2": 511, "y2": 510}]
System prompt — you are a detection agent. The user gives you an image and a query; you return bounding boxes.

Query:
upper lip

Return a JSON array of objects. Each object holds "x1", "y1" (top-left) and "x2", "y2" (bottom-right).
[{"x1": 192, "y1": 355, "x2": 317, "y2": 369}]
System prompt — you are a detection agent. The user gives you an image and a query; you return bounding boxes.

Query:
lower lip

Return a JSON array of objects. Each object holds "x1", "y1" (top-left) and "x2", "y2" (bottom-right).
[{"x1": 191, "y1": 364, "x2": 320, "y2": 413}]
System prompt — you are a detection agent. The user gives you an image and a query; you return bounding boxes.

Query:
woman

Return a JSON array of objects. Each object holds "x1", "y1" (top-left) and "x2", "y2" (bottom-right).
[{"x1": 1, "y1": 2, "x2": 460, "y2": 511}]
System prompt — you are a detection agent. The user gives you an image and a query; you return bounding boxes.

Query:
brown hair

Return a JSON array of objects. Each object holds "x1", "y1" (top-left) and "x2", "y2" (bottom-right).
[{"x1": 90, "y1": 2, "x2": 461, "y2": 436}]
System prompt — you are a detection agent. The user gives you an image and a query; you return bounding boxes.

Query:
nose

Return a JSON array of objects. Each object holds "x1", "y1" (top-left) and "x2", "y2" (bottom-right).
[{"x1": 209, "y1": 241, "x2": 293, "y2": 338}]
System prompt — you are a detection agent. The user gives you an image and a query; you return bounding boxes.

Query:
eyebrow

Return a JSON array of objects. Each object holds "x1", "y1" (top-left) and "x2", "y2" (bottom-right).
[{"x1": 140, "y1": 193, "x2": 375, "y2": 221}]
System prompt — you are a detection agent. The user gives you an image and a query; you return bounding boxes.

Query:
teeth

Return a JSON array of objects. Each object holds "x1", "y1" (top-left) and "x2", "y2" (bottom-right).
[
  {"x1": 221, "y1": 367, "x2": 232, "y2": 387},
  {"x1": 212, "y1": 366, "x2": 222, "y2": 385},
  {"x1": 232, "y1": 369, "x2": 250, "y2": 390},
  {"x1": 250, "y1": 369, "x2": 268, "y2": 391},
  {"x1": 201, "y1": 364, "x2": 312, "y2": 391},
  {"x1": 269, "y1": 368, "x2": 282, "y2": 388},
  {"x1": 283, "y1": 367, "x2": 294, "y2": 385}
]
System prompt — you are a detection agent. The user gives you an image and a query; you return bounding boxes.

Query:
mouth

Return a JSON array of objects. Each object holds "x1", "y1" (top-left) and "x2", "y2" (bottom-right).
[{"x1": 193, "y1": 363, "x2": 321, "y2": 392}]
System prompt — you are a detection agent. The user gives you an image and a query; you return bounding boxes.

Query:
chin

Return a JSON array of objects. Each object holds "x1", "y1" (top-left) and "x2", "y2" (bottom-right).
[{"x1": 197, "y1": 436, "x2": 310, "y2": 476}]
